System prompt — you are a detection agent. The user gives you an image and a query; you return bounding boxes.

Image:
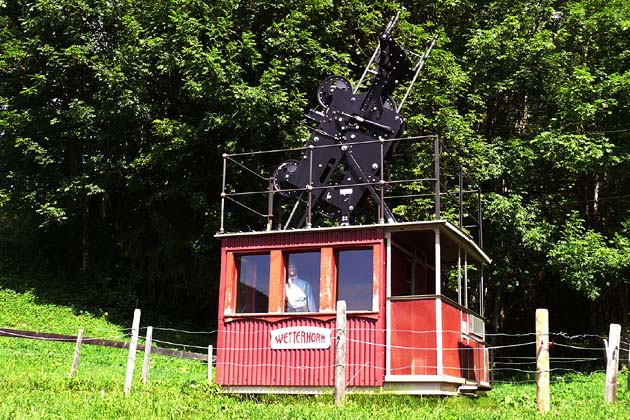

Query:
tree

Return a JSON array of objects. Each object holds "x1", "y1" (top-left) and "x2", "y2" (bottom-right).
[{"x1": 1, "y1": 0, "x2": 629, "y2": 333}]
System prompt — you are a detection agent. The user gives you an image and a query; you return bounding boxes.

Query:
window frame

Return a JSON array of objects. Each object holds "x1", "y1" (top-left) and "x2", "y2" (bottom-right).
[{"x1": 224, "y1": 243, "x2": 381, "y2": 317}]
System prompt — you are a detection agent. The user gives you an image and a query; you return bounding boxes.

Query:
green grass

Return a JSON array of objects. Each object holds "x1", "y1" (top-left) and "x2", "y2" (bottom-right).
[{"x1": 1, "y1": 286, "x2": 630, "y2": 419}]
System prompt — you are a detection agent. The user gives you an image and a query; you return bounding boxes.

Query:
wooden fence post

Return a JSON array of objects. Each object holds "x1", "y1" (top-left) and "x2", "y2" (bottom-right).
[
  {"x1": 69, "y1": 328, "x2": 83, "y2": 378},
  {"x1": 208, "y1": 345, "x2": 214, "y2": 384},
  {"x1": 335, "y1": 300, "x2": 347, "y2": 406},
  {"x1": 124, "y1": 308, "x2": 141, "y2": 395},
  {"x1": 604, "y1": 323, "x2": 621, "y2": 403},
  {"x1": 142, "y1": 326, "x2": 153, "y2": 385},
  {"x1": 536, "y1": 308, "x2": 550, "y2": 413}
]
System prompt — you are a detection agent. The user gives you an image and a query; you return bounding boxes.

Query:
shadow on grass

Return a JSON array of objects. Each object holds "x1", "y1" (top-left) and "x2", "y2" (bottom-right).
[{"x1": 0, "y1": 261, "x2": 217, "y2": 351}]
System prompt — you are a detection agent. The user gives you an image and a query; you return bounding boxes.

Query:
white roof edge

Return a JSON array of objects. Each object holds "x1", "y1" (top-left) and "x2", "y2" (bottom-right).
[
  {"x1": 215, "y1": 220, "x2": 491, "y2": 264},
  {"x1": 440, "y1": 220, "x2": 491, "y2": 264}
]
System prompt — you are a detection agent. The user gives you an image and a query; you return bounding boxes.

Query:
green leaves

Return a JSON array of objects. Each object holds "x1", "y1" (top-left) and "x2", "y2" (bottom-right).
[
  {"x1": 14, "y1": 137, "x2": 53, "y2": 166},
  {"x1": 532, "y1": 132, "x2": 619, "y2": 174},
  {"x1": 0, "y1": 0, "x2": 629, "y2": 330},
  {"x1": 549, "y1": 212, "x2": 630, "y2": 299}
]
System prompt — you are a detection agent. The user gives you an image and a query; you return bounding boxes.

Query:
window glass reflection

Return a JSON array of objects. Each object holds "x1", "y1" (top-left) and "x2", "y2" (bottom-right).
[
  {"x1": 285, "y1": 251, "x2": 320, "y2": 312},
  {"x1": 337, "y1": 249, "x2": 373, "y2": 311},
  {"x1": 237, "y1": 254, "x2": 269, "y2": 313}
]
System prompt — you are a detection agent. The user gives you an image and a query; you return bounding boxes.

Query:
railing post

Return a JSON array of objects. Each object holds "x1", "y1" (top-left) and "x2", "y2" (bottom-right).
[
  {"x1": 306, "y1": 145, "x2": 314, "y2": 228},
  {"x1": 478, "y1": 188, "x2": 483, "y2": 248},
  {"x1": 379, "y1": 138, "x2": 385, "y2": 224},
  {"x1": 267, "y1": 177, "x2": 274, "y2": 231},
  {"x1": 434, "y1": 135, "x2": 441, "y2": 220},
  {"x1": 220, "y1": 153, "x2": 227, "y2": 233},
  {"x1": 459, "y1": 164, "x2": 464, "y2": 228}
]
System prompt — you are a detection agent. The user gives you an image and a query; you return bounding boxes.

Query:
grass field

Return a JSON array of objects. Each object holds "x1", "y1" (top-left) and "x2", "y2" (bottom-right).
[{"x1": 1, "y1": 287, "x2": 629, "y2": 419}]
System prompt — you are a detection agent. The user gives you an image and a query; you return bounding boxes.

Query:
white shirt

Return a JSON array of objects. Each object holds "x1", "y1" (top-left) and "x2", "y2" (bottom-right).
[{"x1": 285, "y1": 278, "x2": 315, "y2": 312}]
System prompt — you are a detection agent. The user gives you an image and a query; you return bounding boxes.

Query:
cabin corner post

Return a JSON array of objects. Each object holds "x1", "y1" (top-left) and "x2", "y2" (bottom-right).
[
  {"x1": 385, "y1": 231, "x2": 392, "y2": 377},
  {"x1": 464, "y1": 250, "x2": 469, "y2": 309},
  {"x1": 457, "y1": 246, "x2": 462, "y2": 306},
  {"x1": 479, "y1": 264, "x2": 486, "y2": 318},
  {"x1": 434, "y1": 227, "x2": 444, "y2": 375},
  {"x1": 215, "y1": 245, "x2": 229, "y2": 385},
  {"x1": 434, "y1": 135, "x2": 441, "y2": 220}
]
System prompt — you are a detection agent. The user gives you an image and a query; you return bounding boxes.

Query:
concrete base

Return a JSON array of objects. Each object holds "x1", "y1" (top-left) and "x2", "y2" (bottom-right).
[{"x1": 219, "y1": 377, "x2": 491, "y2": 396}]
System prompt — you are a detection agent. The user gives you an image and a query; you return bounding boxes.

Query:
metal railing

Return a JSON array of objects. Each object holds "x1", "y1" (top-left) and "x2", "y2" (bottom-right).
[{"x1": 219, "y1": 135, "x2": 483, "y2": 246}]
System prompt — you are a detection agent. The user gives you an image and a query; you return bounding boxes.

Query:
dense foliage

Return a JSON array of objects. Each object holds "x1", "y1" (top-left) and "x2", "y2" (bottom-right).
[{"x1": 1, "y1": 0, "x2": 629, "y2": 331}]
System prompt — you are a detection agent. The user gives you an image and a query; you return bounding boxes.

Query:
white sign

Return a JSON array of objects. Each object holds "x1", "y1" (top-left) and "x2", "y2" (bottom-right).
[{"x1": 270, "y1": 326, "x2": 332, "y2": 350}]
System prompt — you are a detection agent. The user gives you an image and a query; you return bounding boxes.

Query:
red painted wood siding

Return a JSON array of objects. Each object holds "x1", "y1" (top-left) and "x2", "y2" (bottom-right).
[
  {"x1": 441, "y1": 303, "x2": 487, "y2": 382},
  {"x1": 389, "y1": 299, "x2": 438, "y2": 375},
  {"x1": 216, "y1": 316, "x2": 384, "y2": 387}
]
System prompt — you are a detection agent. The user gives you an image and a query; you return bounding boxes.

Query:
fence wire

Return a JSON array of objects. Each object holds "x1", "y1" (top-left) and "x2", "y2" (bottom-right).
[{"x1": 2, "y1": 321, "x2": 628, "y2": 388}]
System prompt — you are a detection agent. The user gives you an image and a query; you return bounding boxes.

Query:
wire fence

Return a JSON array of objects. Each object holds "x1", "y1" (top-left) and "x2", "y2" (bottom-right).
[
  {"x1": 2, "y1": 322, "x2": 627, "y2": 385},
  {"x1": 488, "y1": 330, "x2": 627, "y2": 383}
]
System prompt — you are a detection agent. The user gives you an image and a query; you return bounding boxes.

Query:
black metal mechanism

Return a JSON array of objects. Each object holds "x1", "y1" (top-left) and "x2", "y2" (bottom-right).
[{"x1": 274, "y1": 13, "x2": 437, "y2": 227}]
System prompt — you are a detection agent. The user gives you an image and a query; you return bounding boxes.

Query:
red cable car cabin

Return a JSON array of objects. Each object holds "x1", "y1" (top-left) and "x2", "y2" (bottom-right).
[
  {"x1": 215, "y1": 15, "x2": 490, "y2": 395},
  {"x1": 215, "y1": 220, "x2": 490, "y2": 395}
]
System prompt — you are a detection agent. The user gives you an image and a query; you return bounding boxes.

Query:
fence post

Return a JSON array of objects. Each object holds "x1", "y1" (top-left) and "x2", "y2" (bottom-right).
[
  {"x1": 604, "y1": 323, "x2": 621, "y2": 403},
  {"x1": 335, "y1": 300, "x2": 347, "y2": 405},
  {"x1": 69, "y1": 328, "x2": 83, "y2": 378},
  {"x1": 208, "y1": 345, "x2": 214, "y2": 384},
  {"x1": 536, "y1": 308, "x2": 550, "y2": 413},
  {"x1": 124, "y1": 308, "x2": 141, "y2": 395},
  {"x1": 141, "y1": 326, "x2": 153, "y2": 385}
]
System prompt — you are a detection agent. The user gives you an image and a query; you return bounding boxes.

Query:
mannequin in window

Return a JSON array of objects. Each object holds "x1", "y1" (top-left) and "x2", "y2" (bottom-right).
[{"x1": 285, "y1": 264, "x2": 316, "y2": 312}]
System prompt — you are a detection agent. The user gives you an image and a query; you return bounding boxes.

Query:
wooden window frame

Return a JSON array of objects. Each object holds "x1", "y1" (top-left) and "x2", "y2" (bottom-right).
[{"x1": 224, "y1": 243, "x2": 381, "y2": 317}]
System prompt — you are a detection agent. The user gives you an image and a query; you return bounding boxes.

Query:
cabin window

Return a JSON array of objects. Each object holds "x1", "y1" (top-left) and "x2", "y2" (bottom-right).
[
  {"x1": 230, "y1": 246, "x2": 377, "y2": 315},
  {"x1": 336, "y1": 249, "x2": 373, "y2": 311},
  {"x1": 285, "y1": 251, "x2": 320, "y2": 312},
  {"x1": 236, "y1": 254, "x2": 270, "y2": 313}
]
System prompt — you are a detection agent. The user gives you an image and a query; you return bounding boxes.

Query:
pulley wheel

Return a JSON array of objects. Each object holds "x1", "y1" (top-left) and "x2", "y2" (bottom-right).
[
  {"x1": 273, "y1": 160, "x2": 300, "y2": 197},
  {"x1": 317, "y1": 76, "x2": 352, "y2": 108}
]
